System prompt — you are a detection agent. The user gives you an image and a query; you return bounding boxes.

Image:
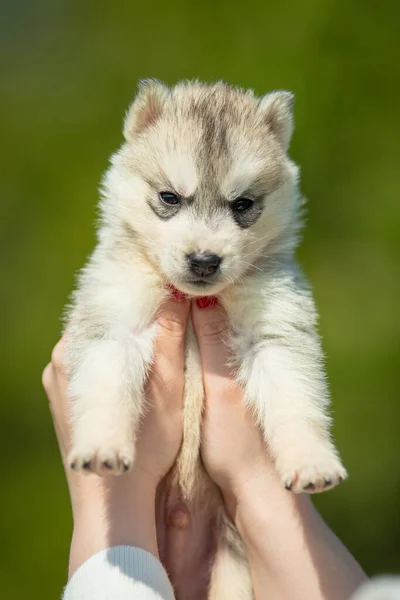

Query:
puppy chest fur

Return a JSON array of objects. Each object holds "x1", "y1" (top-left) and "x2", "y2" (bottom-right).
[{"x1": 63, "y1": 80, "x2": 347, "y2": 599}]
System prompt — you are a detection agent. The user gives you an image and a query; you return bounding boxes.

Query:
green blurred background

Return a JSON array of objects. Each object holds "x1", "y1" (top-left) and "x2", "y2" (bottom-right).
[{"x1": 1, "y1": 0, "x2": 399, "y2": 597}]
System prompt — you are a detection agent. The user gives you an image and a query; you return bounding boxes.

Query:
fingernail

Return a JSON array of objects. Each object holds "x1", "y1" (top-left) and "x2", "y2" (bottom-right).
[
  {"x1": 167, "y1": 284, "x2": 187, "y2": 302},
  {"x1": 196, "y1": 296, "x2": 218, "y2": 309}
]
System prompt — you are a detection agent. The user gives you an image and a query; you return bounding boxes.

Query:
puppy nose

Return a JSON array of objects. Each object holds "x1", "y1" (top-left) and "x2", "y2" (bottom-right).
[{"x1": 187, "y1": 252, "x2": 222, "y2": 277}]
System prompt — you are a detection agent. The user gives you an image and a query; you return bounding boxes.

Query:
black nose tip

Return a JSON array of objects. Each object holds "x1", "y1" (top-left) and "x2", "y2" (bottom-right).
[{"x1": 187, "y1": 252, "x2": 222, "y2": 277}]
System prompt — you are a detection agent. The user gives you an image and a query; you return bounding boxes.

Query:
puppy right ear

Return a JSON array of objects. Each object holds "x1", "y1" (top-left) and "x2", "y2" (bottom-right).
[
  {"x1": 123, "y1": 79, "x2": 169, "y2": 140},
  {"x1": 258, "y1": 91, "x2": 295, "y2": 152}
]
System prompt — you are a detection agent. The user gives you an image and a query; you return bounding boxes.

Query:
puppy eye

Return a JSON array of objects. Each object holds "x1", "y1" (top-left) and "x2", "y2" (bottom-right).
[
  {"x1": 231, "y1": 198, "x2": 254, "y2": 212},
  {"x1": 159, "y1": 191, "x2": 180, "y2": 206}
]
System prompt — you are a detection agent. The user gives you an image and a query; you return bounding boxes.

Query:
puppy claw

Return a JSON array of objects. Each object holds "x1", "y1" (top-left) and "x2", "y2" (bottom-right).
[
  {"x1": 279, "y1": 453, "x2": 347, "y2": 494},
  {"x1": 303, "y1": 482, "x2": 315, "y2": 491},
  {"x1": 68, "y1": 445, "x2": 134, "y2": 476},
  {"x1": 121, "y1": 459, "x2": 131, "y2": 472}
]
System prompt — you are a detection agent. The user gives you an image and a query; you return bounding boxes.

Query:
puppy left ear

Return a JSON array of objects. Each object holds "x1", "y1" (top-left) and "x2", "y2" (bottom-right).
[
  {"x1": 123, "y1": 79, "x2": 169, "y2": 141},
  {"x1": 258, "y1": 91, "x2": 294, "y2": 151}
]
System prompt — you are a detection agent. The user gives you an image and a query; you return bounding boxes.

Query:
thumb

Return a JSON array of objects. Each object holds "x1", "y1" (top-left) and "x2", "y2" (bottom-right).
[{"x1": 191, "y1": 297, "x2": 231, "y2": 378}]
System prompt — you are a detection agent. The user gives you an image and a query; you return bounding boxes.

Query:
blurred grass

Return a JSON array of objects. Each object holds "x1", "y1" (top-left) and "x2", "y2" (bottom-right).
[{"x1": 0, "y1": 0, "x2": 399, "y2": 597}]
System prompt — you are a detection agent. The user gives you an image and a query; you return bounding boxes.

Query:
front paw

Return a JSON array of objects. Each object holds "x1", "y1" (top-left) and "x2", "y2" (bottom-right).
[
  {"x1": 68, "y1": 442, "x2": 134, "y2": 476},
  {"x1": 277, "y1": 448, "x2": 347, "y2": 494}
]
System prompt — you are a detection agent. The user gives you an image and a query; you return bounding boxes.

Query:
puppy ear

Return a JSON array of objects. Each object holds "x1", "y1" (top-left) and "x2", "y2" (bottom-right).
[
  {"x1": 123, "y1": 79, "x2": 169, "y2": 140},
  {"x1": 258, "y1": 91, "x2": 294, "y2": 151}
]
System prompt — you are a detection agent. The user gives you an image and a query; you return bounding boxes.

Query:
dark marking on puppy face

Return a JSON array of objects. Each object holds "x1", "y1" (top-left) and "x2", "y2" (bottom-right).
[
  {"x1": 230, "y1": 199, "x2": 263, "y2": 229},
  {"x1": 187, "y1": 90, "x2": 231, "y2": 178},
  {"x1": 147, "y1": 197, "x2": 181, "y2": 221},
  {"x1": 121, "y1": 221, "x2": 138, "y2": 240},
  {"x1": 201, "y1": 109, "x2": 228, "y2": 160}
]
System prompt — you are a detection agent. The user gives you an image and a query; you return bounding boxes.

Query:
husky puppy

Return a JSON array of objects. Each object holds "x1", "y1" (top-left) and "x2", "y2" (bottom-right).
[{"x1": 64, "y1": 80, "x2": 347, "y2": 598}]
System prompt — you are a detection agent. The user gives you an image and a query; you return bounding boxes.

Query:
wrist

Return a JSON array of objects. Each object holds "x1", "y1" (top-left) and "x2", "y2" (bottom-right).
[
  {"x1": 227, "y1": 458, "x2": 315, "y2": 546},
  {"x1": 231, "y1": 464, "x2": 367, "y2": 599},
  {"x1": 68, "y1": 471, "x2": 158, "y2": 578},
  {"x1": 217, "y1": 455, "x2": 277, "y2": 520}
]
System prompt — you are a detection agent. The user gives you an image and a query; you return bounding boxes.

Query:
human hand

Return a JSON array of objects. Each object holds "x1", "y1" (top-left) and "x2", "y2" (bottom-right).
[
  {"x1": 191, "y1": 298, "x2": 280, "y2": 515},
  {"x1": 42, "y1": 296, "x2": 190, "y2": 576},
  {"x1": 192, "y1": 299, "x2": 367, "y2": 600},
  {"x1": 133, "y1": 296, "x2": 191, "y2": 484}
]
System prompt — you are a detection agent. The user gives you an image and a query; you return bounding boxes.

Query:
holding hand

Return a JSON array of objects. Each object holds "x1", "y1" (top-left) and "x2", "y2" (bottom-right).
[
  {"x1": 191, "y1": 299, "x2": 277, "y2": 514},
  {"x1": 191, "y1": 298, "x2": 366, "y2": 600},
  {"x1": 42, "y1": 296, "x2": 191, "y2": 577}
]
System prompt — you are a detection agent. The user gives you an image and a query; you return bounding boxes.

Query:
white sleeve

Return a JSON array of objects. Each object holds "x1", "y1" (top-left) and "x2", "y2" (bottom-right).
[
  {"x1": 63, "y1": 546, "x2": 175, "y2": 600},
  {"x1": 351, "y1": 577, "x2": 400, "y2": 600}
]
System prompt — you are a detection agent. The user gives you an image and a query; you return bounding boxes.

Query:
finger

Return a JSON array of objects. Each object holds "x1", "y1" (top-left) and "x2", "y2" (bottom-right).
[
  {"x1": 51, "y1": 335, "x2": 68, "y2": 375},
  {"x1": 45, "y1": 336, "x2": 72, "y2": 450},
  {"x1": 154, "y1": 296, "x2": 191, "y2": 370},
  {"x1": 165, "y1": 507, "x2": 191, "y2": 582},
  {"x1": 42, "y1": 360, "x2": 70, "y2": 460},
  {"x1": 42, "y1": 362, "x2": 54, "y2": 394},
  {"x1": 48, "y1": 337, "x2": 69, "y2": 403},
  {"x1": 191, "y1": 298, "x2": 231, "y2": 379},
  {"x1": 149, "y1": 296, "x2": 191, "y2": 411}
]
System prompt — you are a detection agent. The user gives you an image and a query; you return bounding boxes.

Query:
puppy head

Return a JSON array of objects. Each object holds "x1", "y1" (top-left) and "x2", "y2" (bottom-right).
[{"x1": 103, "y1": 80, "x2": 300, "y2": 295}]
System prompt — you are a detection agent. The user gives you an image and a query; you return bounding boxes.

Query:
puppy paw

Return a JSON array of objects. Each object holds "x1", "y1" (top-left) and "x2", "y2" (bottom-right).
[
  {"x1": 68, "y1": 442, "x2": 134, "y2": 476},
  {"x1": 278, "y1": 452, "x2": 347, "y2": 494}
]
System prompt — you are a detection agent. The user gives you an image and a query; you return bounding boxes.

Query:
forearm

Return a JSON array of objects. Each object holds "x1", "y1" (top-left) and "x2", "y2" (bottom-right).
[
  {"x1": 68, "y1": 472, "x2": 158, "y2": 578},
  {"x1": 231, "y1": 463, "x2": 367, "y2": 600}
]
